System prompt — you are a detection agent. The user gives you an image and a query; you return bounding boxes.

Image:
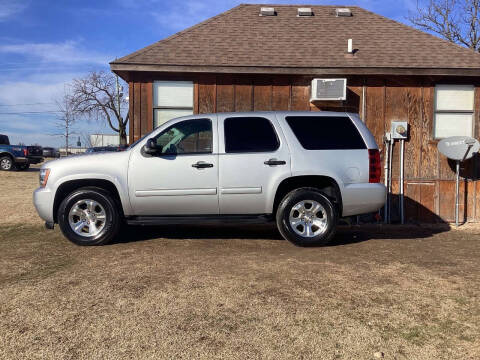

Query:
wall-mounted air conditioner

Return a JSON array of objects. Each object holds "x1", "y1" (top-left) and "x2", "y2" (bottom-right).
[{"x1": 310, "y1": 78, "x2": 347, "y2": 101}]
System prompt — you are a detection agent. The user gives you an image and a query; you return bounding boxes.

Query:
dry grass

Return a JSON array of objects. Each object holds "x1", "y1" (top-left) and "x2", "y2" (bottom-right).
[{"x1": 0, "y1": 166, "x2": 479, "y2": 359}]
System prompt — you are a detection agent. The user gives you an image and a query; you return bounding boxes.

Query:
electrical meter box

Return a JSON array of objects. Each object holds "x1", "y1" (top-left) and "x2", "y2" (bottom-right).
[{"x1": 391, "y1": 121, "x2": 408, "y2": 139}]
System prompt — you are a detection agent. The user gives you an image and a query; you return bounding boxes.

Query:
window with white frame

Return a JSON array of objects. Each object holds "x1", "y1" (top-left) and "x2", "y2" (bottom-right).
[
  {"x1": 153, "y1": 80, "x2": 194, "y2": 128},
  {"x1": 434, "y1": 85, "x2": 475, "y2": 139}
]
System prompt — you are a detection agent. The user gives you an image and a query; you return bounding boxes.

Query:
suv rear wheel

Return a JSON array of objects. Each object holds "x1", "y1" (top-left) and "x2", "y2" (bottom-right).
[
  {"x1": 57, "y1": 187, "x2": 121, "y2": 246},
  {"x1": 276, "y1": 187, "x2": 337, "y2": 246}
]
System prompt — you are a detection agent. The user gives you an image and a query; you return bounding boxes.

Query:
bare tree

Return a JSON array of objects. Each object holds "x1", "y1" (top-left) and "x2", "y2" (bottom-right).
[
  {"x1": 54, "y1": 90, "x2": 76, "y2": 154},
  {"x1": 408, "y1": 0, "x2": 480, "y2": 51},
  {"x1": 69, "y1": 71, "x2": 129, "y2": 145}
]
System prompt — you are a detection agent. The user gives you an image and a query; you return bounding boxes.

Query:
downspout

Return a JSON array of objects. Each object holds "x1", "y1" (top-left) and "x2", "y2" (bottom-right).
[{"x1": 361, "y1": 79, "x2": 366, "y2": 123}]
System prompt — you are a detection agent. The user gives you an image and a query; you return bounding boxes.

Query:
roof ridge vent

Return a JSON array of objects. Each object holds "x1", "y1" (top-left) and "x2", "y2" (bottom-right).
[
  {"x1": 259, "y1": 7, "x2": 275, "y2": 16},
  {"x1": 297, "y1": 7, "x2": 313, "y2": 16},
  {"x1": 336, "y1": 8, "x2": 352, "y2": 17}
]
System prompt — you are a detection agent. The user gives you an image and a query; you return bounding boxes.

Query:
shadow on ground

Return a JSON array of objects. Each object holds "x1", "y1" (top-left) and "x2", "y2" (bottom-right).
[
  {"x1": 112, "y1": 222, "x2": 451, "y2": 247},
  {"x1": 17, "y1": 167, "x2": 40, "y2": 172}
]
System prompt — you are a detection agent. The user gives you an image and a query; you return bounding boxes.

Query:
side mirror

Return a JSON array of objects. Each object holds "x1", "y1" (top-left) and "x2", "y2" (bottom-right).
[{"x1": 143, "y1": 138, "x2": 160, "y2": 154}]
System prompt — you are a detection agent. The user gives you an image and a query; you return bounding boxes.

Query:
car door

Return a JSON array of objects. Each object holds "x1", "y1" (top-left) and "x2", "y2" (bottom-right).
[
  {"x1": 218, "y1": 114, "x2": 291, "y2": 214},
  {"x1": 128, "y1": 116, "x2": 219, "y2": 216}
]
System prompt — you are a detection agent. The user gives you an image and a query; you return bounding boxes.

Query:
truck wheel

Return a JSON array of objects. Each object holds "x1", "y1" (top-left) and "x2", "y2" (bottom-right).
[
  {"x1": 276, "y1": 188, "x2": 337, "y2": 247},
  {"x1": 0, "y1": 156, "x2": 13, "y2": 171},
  {"x1": 57, "y1": 187, "x2": 121, "y2": 246}
]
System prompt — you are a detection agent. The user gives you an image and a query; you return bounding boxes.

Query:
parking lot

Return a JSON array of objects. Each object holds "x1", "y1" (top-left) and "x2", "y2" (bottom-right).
[{"x1": 1, "y1": 166, "x2": 479, "y2": 359}]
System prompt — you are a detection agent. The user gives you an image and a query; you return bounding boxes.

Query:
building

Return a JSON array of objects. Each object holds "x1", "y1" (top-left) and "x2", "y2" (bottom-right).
[
  {"x1": 90, "y1": 134, "x2": 120, "y2": 147},
  {"x1": 111, "y1": 4, "x2": 480, "y2": 223}
]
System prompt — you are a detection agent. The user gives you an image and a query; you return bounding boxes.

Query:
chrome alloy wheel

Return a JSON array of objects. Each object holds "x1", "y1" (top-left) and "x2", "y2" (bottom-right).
[
  {"x1": 68, "y1": 199, "x2": 107, "y2": 237},
  {"x1": 289, "y1": 200, "x2": 328, "y2": 238},
  {"x1": 1, "y1": 158, "x2": 12, "y2": 170}
]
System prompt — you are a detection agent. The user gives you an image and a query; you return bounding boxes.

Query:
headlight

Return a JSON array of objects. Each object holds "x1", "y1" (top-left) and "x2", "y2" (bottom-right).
[{"x1": 39, "y1": 168, "x2": 50, "y2": 187}]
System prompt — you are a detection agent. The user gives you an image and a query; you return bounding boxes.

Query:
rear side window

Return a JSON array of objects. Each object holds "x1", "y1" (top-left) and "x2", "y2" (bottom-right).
[
  {"x1": 224, "y1": 117, "x2": 279, "y2": 153},
  {"x1": 0, "y1": 135, "x2": 9, "y2": 145},
  {"x1": 285, "y1": 116, "x2": 366, "y2": 150}
]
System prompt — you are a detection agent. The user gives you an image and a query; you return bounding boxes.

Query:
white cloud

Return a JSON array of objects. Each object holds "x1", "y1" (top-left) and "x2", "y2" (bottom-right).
[
  {"x1": 0, "y1": 0, "x2": 28, "y2": 22},
  {"x1": 0, "y1": 80, "x2": 63, "y2": 109},
  {"x1": 5, "y1": 131, "x2": 62, "y2": 147},
  {"x1": 0, "y1": 40, "x2": 111, "y2": 65}
]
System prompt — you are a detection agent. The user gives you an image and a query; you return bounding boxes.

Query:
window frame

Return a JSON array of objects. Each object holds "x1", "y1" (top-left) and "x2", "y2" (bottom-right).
[
  {"x1": 223, "y1": 116, "x2": 281, "y2": 154},
  {"x1": 153, "y1": 80, "x2": 194, "y2": 129},
  {"x1": 152, "y1": 118, "x2": 213, "y2": 156},
  {"x1": 433, "y1": 84, "x2": 475, "y2": 139}
]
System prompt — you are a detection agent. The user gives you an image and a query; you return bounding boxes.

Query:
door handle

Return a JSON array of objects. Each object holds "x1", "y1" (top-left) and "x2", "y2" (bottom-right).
[
  {"x1": 264, "y1": 158, "x2": 286, "y2": 166},
  {"x1": 192, "y1": 161, "x2": 214, "y2": 169}
]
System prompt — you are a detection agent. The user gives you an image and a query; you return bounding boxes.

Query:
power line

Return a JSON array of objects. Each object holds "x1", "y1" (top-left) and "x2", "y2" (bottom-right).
[
  {"x1": 0, "y1": 111, "x2": 61, "y2": 115},
  {"x1": 0, "y1": 102, "x2": 55, "y2": 107}
]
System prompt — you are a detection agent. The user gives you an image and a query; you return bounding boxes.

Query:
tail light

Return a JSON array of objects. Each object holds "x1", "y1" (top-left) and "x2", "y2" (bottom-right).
[
  {"x1": 368, "y1": 149, "x2": 381, "y2": 183},
  {"x1": 23, "y1": 148, "x2": 28, "y2": 156}
]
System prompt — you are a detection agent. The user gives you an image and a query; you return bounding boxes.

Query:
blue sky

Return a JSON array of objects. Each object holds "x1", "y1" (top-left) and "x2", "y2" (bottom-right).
[{"x1": 0, "y1": 0, "x2": 417, "y2": 147}]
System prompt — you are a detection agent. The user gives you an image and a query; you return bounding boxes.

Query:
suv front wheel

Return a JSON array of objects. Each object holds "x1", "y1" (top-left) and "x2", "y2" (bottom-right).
[
  {"x1": 0, "y1": 156, "x2": 13, "y2": 171},
  {"x1": 276, "y1": 188, "x2": 337, "y2": 246},
  {"x1": 57, "y1": 187, "x2": 121, "y2": 246}
]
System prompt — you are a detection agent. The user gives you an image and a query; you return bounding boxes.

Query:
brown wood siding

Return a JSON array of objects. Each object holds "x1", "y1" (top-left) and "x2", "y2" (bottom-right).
[
  {"x1": 233, "y1": 76, "x2": 253, "y2": 111},
  {"x1": 127, "y1": 73, "x2": 480, "y2": 223},
  {"x1": 216, "y1": 75, "x2": 234, "y2": 113},
  {"x1": 272, "y1": 76, "x2": 290, "y2": 110},
  {"x1": 128, "y1": 82, "x2": 134, "y2": 145},
  {"x1": 146, "y1": 81, "x2": 153, "y2": 133},
  {"x1": 140, "y1": 83, "x2": 148, "y2": 136},
  {"x1": 253, "y1": 77, "x2": 273, "y2": 111},
  {"x1": 198, "y1": 75, "x2": 216, "y2": 114},
  {"x1": 419, "y1": 86, "x2": 438, "y2": 179},
  {"x1": 133, "y1": 82, "x2": 141, "y2": 143}
]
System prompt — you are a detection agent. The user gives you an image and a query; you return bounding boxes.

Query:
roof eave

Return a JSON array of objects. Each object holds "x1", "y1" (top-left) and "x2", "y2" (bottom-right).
[{"x1": 110, "y1": 62, "x2": 480, "y2": 79}]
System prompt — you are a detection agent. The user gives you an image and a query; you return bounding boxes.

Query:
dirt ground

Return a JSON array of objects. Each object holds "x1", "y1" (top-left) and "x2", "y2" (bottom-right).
[{"x1": 0, "y1": 165, "x2": 479, "y2": 359}]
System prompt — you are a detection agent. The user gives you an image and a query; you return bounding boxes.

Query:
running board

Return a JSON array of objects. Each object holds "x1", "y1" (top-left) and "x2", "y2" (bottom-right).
[{"x1": 126, "y1": 214, "x2": 273, "y2": 226}]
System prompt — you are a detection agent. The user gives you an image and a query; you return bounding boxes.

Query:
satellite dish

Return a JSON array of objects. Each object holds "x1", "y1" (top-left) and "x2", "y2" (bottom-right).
[
  {"x1": 437, "y1": 136, "x2": 479, "y2": 228},
  {"x1": 438, "y1": 136, "x2": 479, "y2": 161}
]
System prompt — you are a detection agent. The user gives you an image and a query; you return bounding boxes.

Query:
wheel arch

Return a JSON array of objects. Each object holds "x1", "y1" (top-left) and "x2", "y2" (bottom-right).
[
  {"x1": 0, "y1": 152, "x2": 14, "y2": 159},
  {"x1": 53, "y1": 179, "x2": 124, "y2": 223},
  {"x1": 273, "y1": 175, "x2": 343, "y2": 217}
]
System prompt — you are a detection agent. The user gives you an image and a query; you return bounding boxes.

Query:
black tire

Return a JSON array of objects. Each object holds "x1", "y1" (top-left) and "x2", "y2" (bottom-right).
[
  {"x1": 276, "y1": 187, "x2": 337, "y2": 247},
  {"x1": 57, "y1": 187, "x2": 121, "y2": 246},
  {"x1": 0, "y1": 156, "x2": 14, "y2": 171}
]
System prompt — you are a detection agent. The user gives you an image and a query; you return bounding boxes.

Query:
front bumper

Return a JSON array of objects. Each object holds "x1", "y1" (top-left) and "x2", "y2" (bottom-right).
[{"x1": 33, "y1": 187, "x2": 54, "y2": 223}]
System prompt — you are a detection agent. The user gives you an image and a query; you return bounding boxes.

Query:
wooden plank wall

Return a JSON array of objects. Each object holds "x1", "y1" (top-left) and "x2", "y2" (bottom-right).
[
  {"x1": 128, "y1": 73, "x2": 480, "y2": 223},
  {"x1": 129, "y1": 81, "x2": 152, "y2": 145},
  {"x1": 362, "y1": 77, "x2": 480, "y2": 223}
]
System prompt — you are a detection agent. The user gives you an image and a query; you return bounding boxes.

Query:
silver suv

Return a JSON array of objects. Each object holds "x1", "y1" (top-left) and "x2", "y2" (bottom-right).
[{"x1": 34, "y1": 112, "x2": 385, "y2": 246}]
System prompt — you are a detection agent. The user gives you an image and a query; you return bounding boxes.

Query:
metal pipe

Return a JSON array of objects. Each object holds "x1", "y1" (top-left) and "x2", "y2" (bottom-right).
[
  {"x1": 400, "y1": 139, "x2": 405, "y2": 224},
  {"x1": 361, "y1": 83, "x2": 366, "y2": 123},
  {"x1": 383, "y1": 137, "x2": 390, "y2": 224},
  {"x1": 388, "y1": 140, "x2": 393, "y2": 224},
  {"x1": 455, "y1": 160, "x2": 460, "y2": 227}
]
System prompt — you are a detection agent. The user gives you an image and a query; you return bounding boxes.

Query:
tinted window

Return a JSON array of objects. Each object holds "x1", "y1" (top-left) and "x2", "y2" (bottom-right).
[
  {"x1": 154, "y1": 118, "x2": 212, "y2": 155},
  {"x1": 224, "y1": 117, "x2": 279, "y2": 153},
  {"x1": 0, "y1": 135, "x2": 9, "y2": 145},
  {"x1": 286, "y1": 116, "x2": 366, "y2": 150}
]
